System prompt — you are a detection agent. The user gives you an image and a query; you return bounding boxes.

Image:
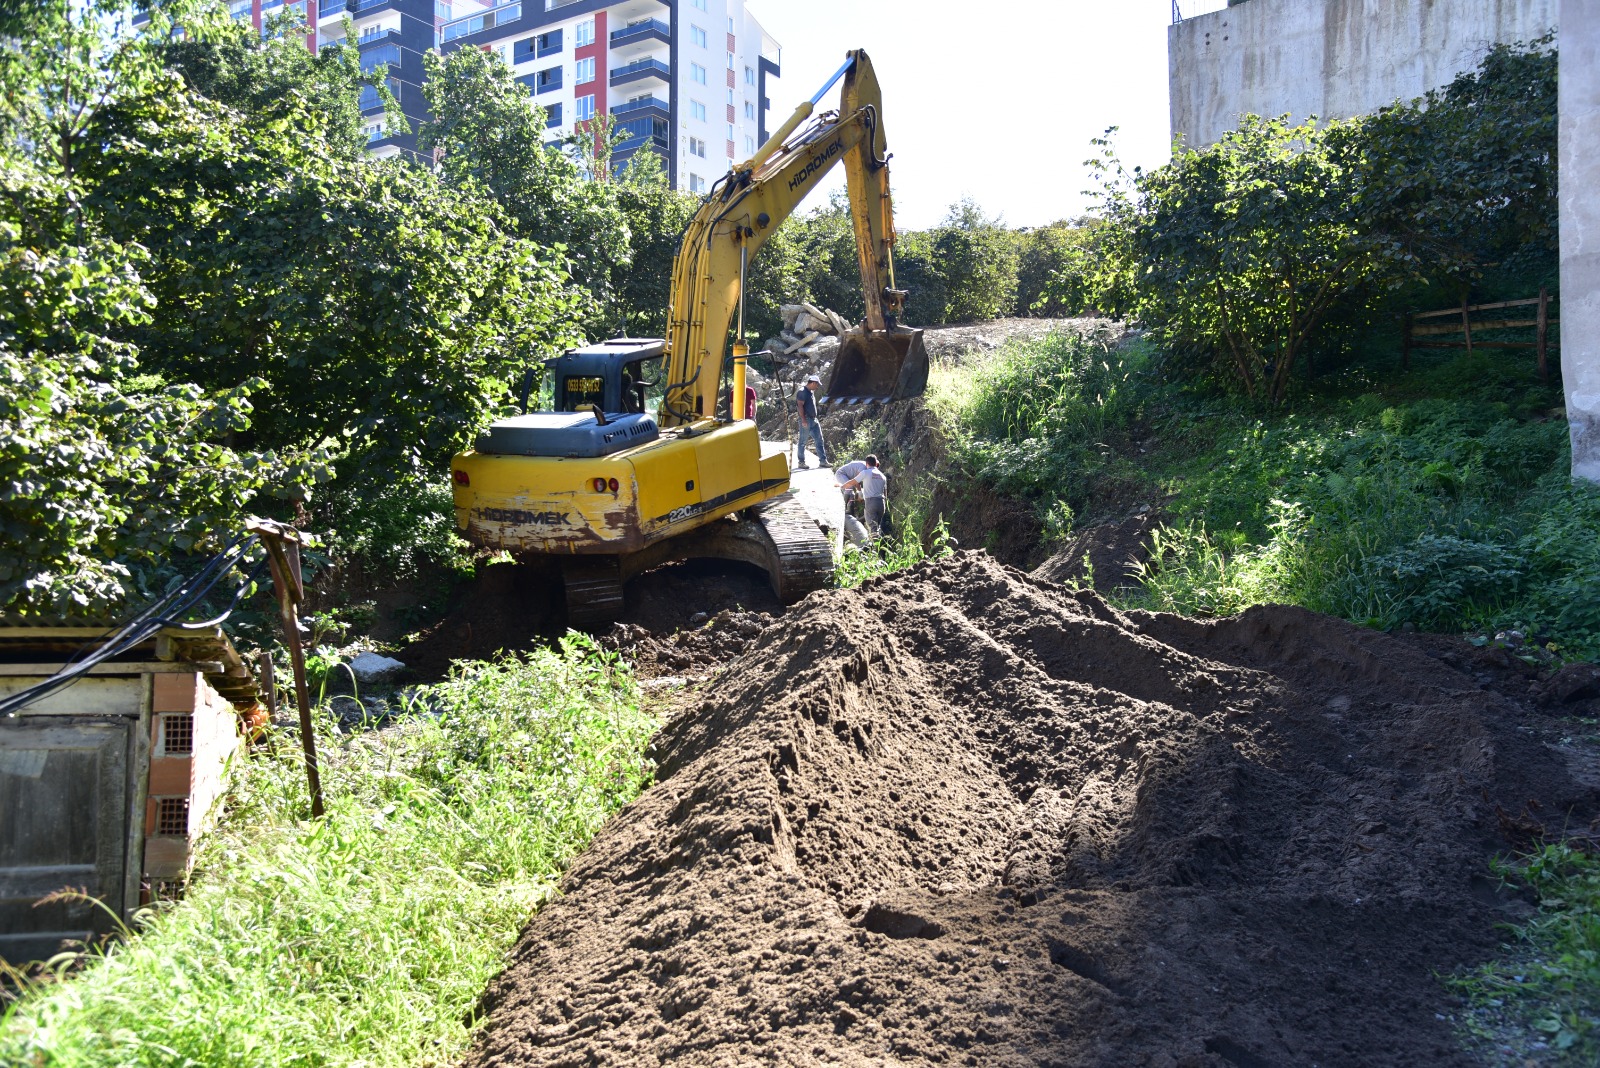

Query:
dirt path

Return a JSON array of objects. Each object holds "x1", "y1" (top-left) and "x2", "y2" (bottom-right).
[{"x1": 460, "y1": 552, "x2": 1595, "y2": 1068}]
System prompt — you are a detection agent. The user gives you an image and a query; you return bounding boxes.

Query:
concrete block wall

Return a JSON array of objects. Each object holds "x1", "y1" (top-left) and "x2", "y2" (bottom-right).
[
  {"x1": 1559, "y1": 0, "x2": 1600, "y2": 483},
  {"x1": 1170, "y1": 0, "x2": 1558, "y2": 148}
]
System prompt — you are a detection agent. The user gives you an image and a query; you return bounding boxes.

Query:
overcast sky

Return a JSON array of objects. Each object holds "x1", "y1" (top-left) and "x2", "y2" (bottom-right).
[{"x1": 744, "y1": 0, "x2": 1181, "y2": 230}]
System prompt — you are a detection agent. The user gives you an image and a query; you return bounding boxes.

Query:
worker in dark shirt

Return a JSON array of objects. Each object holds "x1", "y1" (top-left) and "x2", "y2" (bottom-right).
[{"x1": 795, "y1": 374, "x2": 828, "y2": 468}]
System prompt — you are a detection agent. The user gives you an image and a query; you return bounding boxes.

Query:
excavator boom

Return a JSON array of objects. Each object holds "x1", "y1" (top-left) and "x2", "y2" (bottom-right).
[{"x1": 659, "y1": 48, "x2": 928, "y2": 425}]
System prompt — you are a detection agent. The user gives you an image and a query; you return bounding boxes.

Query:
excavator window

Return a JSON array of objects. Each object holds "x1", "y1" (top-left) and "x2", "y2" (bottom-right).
[{"x1": 562, "y1": 376, "x2": 606, "y2": 412}]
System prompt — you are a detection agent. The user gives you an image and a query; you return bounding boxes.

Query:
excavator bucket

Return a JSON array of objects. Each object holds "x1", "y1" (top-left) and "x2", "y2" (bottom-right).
[{"x1": 822, "y1": 326, "x2": 930, "y2": 409}]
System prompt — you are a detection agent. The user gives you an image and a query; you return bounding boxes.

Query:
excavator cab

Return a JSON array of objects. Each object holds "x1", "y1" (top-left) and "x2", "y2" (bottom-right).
[{"x1": 822, "y1": 324, "x2": 930, "y2": 408}]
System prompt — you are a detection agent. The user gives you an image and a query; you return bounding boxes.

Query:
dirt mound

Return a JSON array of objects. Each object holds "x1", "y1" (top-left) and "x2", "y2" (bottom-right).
[
  {"x1": 463, "y1": 552, "x2": 1595, "y2": 1068},
  {"x1": 601, "y1": 606, "x2": 776, "y2": 683},
  {"x1": 1034, "y1": 511, "x2": 1160, "y2": 592}
]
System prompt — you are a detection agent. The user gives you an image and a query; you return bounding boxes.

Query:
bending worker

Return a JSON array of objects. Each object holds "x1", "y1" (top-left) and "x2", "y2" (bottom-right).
[
  {"x1": 834, "y1": 458, "x2": 868, "y2": 510},
  {"x1": 840, "y1": 454, "x2": 888, "y2": 536}
]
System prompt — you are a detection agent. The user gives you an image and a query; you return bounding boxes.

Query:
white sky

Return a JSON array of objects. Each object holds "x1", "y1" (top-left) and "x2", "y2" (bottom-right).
[{"x1": 743, "y1": 0, "x2": 1180, "y2": 231}]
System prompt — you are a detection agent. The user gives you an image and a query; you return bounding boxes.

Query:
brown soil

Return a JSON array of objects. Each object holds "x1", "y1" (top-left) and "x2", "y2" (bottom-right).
[
  {"x1": 462, "y1": 552, "x2": 1597, "y2": 1068},
  {"x1": 1034, "y1": 512, "x2": 1162, "y2": 592}
]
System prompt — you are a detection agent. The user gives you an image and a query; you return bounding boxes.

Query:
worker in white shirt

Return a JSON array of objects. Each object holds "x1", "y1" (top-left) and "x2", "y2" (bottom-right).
[{"x1": 839, "y1": 454, "x2": 888, "y2": 537}]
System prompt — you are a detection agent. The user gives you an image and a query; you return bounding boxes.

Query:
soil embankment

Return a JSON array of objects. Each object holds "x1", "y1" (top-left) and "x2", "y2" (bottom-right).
[{"x1": 462, "y1": 552, "x2": 1595, "y2": 1067}]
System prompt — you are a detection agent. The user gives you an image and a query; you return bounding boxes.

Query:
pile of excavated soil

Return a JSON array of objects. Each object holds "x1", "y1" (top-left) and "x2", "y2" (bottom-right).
[
  {"x1": 464, "y1": 552, "x2": 1596, "y2": 1068},
  {"x1": 601, "y1": 606, "x2": 776, "y2": 683}
]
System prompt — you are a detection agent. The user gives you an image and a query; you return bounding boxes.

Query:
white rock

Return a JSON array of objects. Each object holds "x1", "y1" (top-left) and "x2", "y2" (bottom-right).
[{"x1": 348, "y1": 652, "x2": 406, "y2": 683}]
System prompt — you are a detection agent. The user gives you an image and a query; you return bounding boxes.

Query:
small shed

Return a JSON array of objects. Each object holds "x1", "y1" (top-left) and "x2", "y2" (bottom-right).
[{"x1": 0, "y1": 625, "x2": 259, "y2": 965}]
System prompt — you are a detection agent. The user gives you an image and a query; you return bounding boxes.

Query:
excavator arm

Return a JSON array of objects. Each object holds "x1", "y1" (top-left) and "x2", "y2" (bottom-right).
[{"x1": 658, "y1": 49, "x2": 927, "y2": 427}]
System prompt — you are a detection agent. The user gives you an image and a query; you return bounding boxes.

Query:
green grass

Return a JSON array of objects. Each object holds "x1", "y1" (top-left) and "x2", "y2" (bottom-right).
[
  {"x1": 834, "y1": 514, "x2": 955, "y2": 589},
  {"x1": 1453, "y1": 842, "x2": 1600, "y2": 1064},
  {"x1": 0, "y1": 635, "x2": 655, "y2": 1068}
]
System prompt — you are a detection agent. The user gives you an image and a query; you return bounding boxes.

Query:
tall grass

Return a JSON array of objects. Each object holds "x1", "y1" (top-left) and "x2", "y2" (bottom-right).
[
  {"x1": 0, "y1": 635, "x2": 655, "y2": 1068},
  {"x1": 931, "y1": 334, "x2": 1600, "y2": 658}
]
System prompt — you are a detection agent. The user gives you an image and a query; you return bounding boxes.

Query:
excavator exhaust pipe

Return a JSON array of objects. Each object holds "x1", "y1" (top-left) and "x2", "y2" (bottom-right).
[{"x1": 821, "y1": 326, "x2": 930, "y2": 409}]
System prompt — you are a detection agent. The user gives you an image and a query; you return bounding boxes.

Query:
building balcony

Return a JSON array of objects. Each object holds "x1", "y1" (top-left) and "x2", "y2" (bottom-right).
[
  {"x1": 609, "y1": 57, "x2": 670, "y2": 88},
  {"x1": 609, "y1": 18, "x2": 669, "y2": 54},
  {"x1": 611, "y1": 95, "x2": 669, "y2": 121},
  {"x1": 346, "y1": 0, "x2": 400, "y2": 15},
  {"x1": 439, "y1": 0, "x2": 521, "y2": 43},
  {"x1": 616, "y1": 133, "x2": 670, "y2": 158},
  {"x1": 356, "y1": 27, "x2": 402, "y2": 46}
]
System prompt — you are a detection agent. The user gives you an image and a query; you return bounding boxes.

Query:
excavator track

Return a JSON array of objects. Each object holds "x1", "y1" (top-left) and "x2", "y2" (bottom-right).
[
  {"x1": 557, "y1": 493, "x2": 835, "y2": 628},
  {"x1": 562, "y1": 558, "x2": 625, "y2": 628},
  {"x1": 753, "y1": 494, "x2": 835, "y2": 602}
]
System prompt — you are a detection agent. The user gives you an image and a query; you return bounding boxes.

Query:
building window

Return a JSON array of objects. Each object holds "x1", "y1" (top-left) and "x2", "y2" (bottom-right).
[
  {"x1": 364, "y1": 122, "x2": 384, "y2": 142},
  {"x1": 727, "y1": 123, "x2": 734, "y2": 140},
  {"x1": 514, "y1": 35, "x2": 536, "y2": 63},
  {"x1": 689, "y1": 136, "x2": 706, "y2": 157},
  {"x1": 726, "y1": 88, "x2": 733, "y2": 105},
  {"x1": 745, "y1": 135, "x2": 755, "y2": 154},
  {"x1": 575, "y1": 94, "x2": 595, "y2": 120},
  {"x1": 545, "y1": 101, "x2": 562, "y2": 127},
  {"x1": 690, "y1": 24, "x2": 706, "y2": 47},
  {"x1": 691, "y1": 0, "x2": 706, "y2": 9},
  {"x1": 359, "y1": 43, "x2": 400, "y2": 71},
  {"x1": 536, "y1": 28, "x2": 562, "y2": 56},
  {"x1": 744, "y1": 101, "x2": 755, "y2": 120},
  {"x1": 745, "y1": 65, "x2": 755, "y2": 86},
  {"x1": 155, "y1": 796, "x2": 190, "y2": 837},
  {"x1": 535, "y1": 65, "x2": 561, "y2": 92},
  {"x1": 689, "y1": 172, "x2": 705, "y2": 193},
  {"x1": 690, "y1": 99, "x2": 706, "y2": 122},
  {"x1": 228, "y1": 0, "x2": 251, "y2": 18},
  {"x1": 574, "y1": 56, "x2": 594, "y2": 83},
  {"x1": 158, "y1": 713, "x2": 195, "y2": 756},
  {"x1": 574, "y1": 18, "x2": 594, "y2": 46},
  {"x1": 726, "y1": 51, "x2": 734, "y2": 71},
  {"x1": 690, "y1": 62, "x2": 707, "y2": 85}
]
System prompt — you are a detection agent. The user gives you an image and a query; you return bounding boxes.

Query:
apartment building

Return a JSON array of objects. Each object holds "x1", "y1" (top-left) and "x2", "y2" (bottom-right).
[
  {"x1": 440, "y1": 0, "x2": 781, "y2": 188},
  {"x1": 182, "y1": 0, "x2": 780, "y2": 181}
]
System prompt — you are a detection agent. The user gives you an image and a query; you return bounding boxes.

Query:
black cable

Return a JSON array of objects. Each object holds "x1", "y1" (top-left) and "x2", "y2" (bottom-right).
[{"x1": 1, "y1": 537, "x2": 269, "y2": 718}]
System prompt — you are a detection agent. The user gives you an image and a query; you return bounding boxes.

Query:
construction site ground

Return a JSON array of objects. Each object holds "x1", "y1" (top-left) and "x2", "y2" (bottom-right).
[
  {"x1": 381, "y1": 318, "x2": 1600, "y2": 1066},
  {"x1": 456, "y1": 552, "x2": 1598, "y2": 1067}
]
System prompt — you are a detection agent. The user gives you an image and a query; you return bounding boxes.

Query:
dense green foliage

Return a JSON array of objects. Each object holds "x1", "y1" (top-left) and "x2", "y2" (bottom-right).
[
  {"x1": 0, "y1": 638, "x2": 655, "y2": 1067},
  {"x1": 0, "y1": 0, "x2": 578, "y2": 613},
  {"x1": 930, "y1": 332, "x2": 1600, "y2": 659},
  {"x1": 1051, "y1": 41, "x2": 1558, "y2": 403}
]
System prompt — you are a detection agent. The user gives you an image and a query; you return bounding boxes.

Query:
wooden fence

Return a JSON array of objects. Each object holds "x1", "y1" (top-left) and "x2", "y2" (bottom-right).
[{"x1": 1402, "y1": 289, "x2": 1557, "y2": 381}]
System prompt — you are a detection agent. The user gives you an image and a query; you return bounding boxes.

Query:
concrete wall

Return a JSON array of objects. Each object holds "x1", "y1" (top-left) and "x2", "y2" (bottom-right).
[
  {"x1": 1560, "y1": 0, "x2": 1600, "y2": 483},
  {"x1": 1170, "y1": 0, "x2": 1558, "y2": 148}
]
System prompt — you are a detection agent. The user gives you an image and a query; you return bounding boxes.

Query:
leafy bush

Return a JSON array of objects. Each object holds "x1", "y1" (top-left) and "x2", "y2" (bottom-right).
[{"x1": 0, "y1": 636, "x2": 655, "y2": 1067}]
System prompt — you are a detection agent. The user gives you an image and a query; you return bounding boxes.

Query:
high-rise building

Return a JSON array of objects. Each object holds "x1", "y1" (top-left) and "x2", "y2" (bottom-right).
[
  {"x1": 180, "y1": 0, "x2": 781, "y2": 183},
  {"x1": 438, "y1": 0, "x2": 780, "y2": 186}
]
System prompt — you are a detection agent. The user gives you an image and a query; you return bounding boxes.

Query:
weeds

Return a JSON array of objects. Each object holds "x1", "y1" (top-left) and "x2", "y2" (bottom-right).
[
  {"x1": 835, "y1": 516, "x2": 955, "y2": 589},
  {"x1": 0, "y1": 635, "x2": 654, "y2": 1068},
  {"x1": 1452, "y1": 842, "x2": 1600, "y2": 1064}
]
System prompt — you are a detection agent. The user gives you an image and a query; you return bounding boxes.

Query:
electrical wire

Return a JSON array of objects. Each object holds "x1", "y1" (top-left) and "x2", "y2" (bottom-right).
[{"x1": 1, "y1": 534, "x2": 269, "y2": 718}]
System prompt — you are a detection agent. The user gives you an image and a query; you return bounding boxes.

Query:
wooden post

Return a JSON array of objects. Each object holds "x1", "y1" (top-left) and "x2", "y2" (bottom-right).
[
  {"x1": 256, "y1": 649, "x2": 277, "y2": 721},
  {"x1": 1536, "y1": 287, "x2": 1550, "y2": 382},
  {"x1": 1460, "y1": 292, "x2": 1474, "y2": 357},
  {"x1": 1402, "y1": 312, "x2": 1412, "y2": 371},
  {"x1": 247, "y1": 519, "x2": 323, "y2": 819}
]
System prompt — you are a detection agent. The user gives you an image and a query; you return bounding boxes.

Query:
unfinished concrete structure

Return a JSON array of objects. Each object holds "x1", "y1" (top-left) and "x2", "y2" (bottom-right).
[
  {"x1": 0, "y1": 627, "x2": 259, "y2": 964},
  {"x1": 1169, "y1": 0, "x2": 1557, "y2": 149},
  {"x1": 1560, "y1": 0, "x2": 1600, "y2": 482}
]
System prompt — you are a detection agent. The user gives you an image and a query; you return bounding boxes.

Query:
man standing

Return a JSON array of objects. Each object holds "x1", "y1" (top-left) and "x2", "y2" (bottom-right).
[
  {"x1": 795, "y1": 374, "x2": 828, "y2": 468},
  {"x1": 841, "y1": 454, "x2": 888, "y2": 536}
]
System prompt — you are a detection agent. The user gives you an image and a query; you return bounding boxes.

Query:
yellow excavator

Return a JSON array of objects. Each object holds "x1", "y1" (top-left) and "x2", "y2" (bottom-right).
[{"x1": 450, "y1": 50, "x2": 928, "y2": 623}]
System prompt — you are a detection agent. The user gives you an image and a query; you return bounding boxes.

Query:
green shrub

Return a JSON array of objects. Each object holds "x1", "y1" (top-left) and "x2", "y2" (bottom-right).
[{"x1": 0, "y1": 636, "x2": 654, "y2": 1068}]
